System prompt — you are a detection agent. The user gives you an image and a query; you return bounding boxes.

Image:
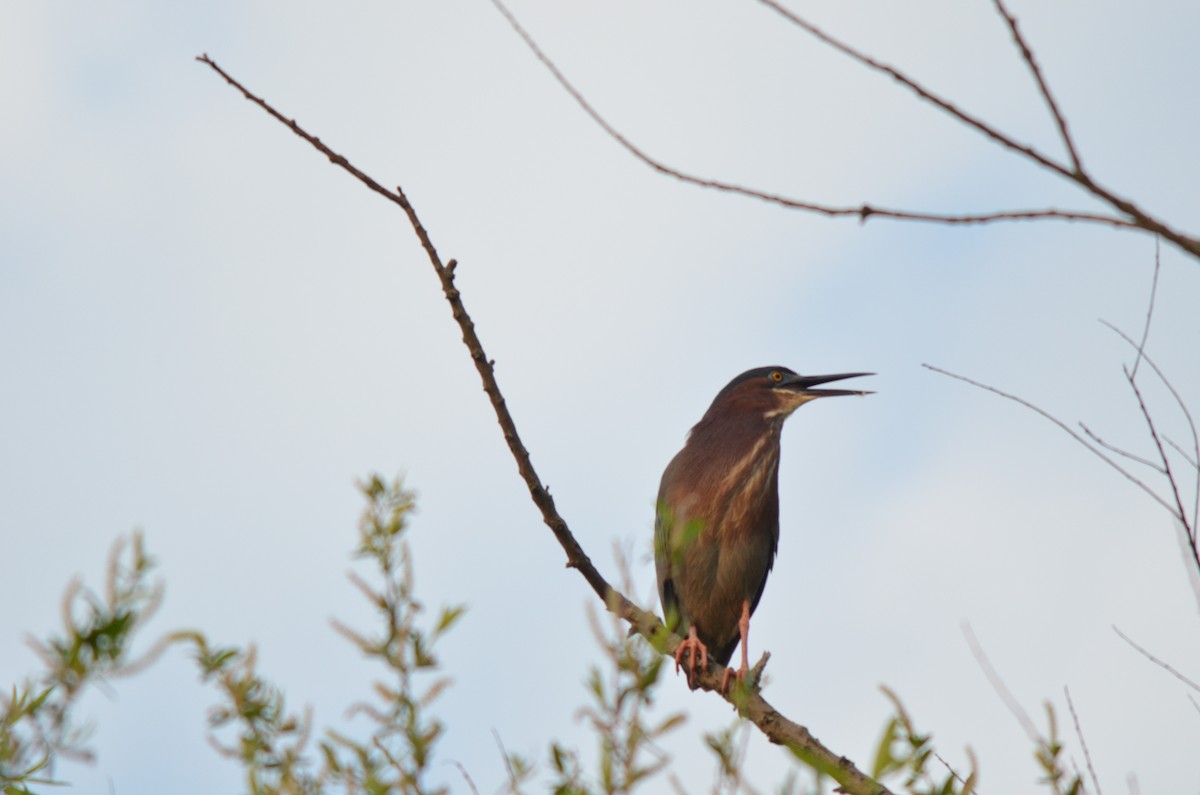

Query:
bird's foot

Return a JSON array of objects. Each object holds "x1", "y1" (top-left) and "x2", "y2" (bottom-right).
[
  {"x1": 720, "y1": 663, "x2": 749, "y2": 694},
  {"x1": 674, "y1": 627, "x2": 709, "y2": 685},
  {"x1": 720, "y1": 599, "x2": 756, "y2": 696}
]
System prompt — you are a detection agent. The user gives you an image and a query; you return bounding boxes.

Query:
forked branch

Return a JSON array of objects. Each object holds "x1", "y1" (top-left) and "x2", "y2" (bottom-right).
[
  {"x1": 488, "y1": 0, "x2": 1200, "y2": 260},
  {"x1": 195, "y1": 54, "x2": 891, "y2": 795},
  {"x1": 989, "y1": 0, "x2": 1082, "y2": 172},
  {"x1": 924, "y1": 315, "x2": 1200, "y2": 580}
]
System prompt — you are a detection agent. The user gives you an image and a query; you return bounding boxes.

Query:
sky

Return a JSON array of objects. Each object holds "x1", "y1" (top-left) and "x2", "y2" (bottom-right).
[{"x1": 3, "y1": 0, "x2": 1199, "y2": 792}]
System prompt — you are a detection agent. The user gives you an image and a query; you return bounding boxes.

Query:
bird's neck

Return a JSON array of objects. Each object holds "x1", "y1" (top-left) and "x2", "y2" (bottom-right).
[{"x1": 685, "y1": 413, "x2": 784, "y2": 484}]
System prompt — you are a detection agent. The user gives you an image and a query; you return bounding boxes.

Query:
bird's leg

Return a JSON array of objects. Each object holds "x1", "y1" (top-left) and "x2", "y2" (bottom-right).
[
  {"x1": 721, "y1": 600, "x2": 752, "y2": 693},
  {"x1": 674, "y1": 625, "x2": 709, "y2": 684}
]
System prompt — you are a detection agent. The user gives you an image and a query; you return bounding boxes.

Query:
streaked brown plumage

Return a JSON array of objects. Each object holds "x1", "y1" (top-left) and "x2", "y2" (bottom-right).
[{"x1": 655, "y1": 366, "x2": 872, "y2": 688}]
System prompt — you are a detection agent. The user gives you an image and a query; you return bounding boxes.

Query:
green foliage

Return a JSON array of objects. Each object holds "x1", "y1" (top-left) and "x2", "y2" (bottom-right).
[
  {"x1": 1, "y1": 684, "x2": 57, "y2": 795},
  {"x1": 867, "y1": 687, "x2": 1085, "y2": 795},
  {"x1": 172, "y1": 632, "x2": 318, "y2": 795},
  {"x1": 1, "y1": 533, "x2": 164, "y2": 793},
  {"x1": 705, "y1": 721, "x2": 754, "y2": 794},
  {"x1": 1033, "y1": 703, "x2": 1083, "y2": 795},
  {"x1": 172, "y1": 474, "x2": 463, "y2": 795},
  {"x1": 321, "y1": 475, "x2": 464, "y2": 795},
  {"x1": 2, "y1": 483, "x2": 1109, "y2": 795},
  {"x1": 558, "y1": 611, "x2": 683, "y2": 795},
  {"x1": 654, "y1": 503, "x2": 706, "y2": 570},
  {"x1": 868, "y1": 686, "x2": 976, "y2": 795},
  {"x1": 524, "y1": 545, "x2": 686, "y2": 795}
]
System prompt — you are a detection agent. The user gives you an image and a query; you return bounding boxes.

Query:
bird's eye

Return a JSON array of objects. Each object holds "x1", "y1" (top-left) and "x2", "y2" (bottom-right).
[{"x1": 770, "y1": 371, "x2": 783, "y2": 382}]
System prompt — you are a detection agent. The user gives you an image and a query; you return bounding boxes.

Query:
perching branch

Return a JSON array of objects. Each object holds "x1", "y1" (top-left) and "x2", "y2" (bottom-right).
[
  {"x1": 195, "y1": 54, "x2": 891, "y2": 795},
  {"x1": 488, "y1": 0, "x2": 1200, "y2": 260}
]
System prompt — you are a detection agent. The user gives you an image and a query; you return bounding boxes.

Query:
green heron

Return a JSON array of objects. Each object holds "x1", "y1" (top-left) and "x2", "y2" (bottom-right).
[{"x1": 655, "y1": 366, "x2": 872, "y2": 690}]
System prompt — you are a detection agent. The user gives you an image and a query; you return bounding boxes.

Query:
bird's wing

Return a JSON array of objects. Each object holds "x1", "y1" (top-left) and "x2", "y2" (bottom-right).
[
  {"x1": 747, "y1": 516, "x2": 779, "y2": 616},
  {"x1": 654, "y1": 503, "x2": 680, "y2": 628}
]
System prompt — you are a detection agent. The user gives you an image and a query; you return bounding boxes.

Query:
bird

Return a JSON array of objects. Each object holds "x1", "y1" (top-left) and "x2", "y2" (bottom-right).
[{"x1": 655, "y1": 366, "x2": 872, "y2": 690}]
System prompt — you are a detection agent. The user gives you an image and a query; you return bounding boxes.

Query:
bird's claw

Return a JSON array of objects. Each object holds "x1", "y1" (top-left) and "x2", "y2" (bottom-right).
[
  {"x1": 720, "y1": 663, "x2": 749, "y2": 694},
  {"x1": 673, "y1": 630, "x2": 709, "y2": 686}
]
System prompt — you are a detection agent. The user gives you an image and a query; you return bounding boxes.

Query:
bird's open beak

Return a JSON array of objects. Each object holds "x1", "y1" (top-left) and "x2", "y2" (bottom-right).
[{"x1": 778, "y1": 371, "x2": 874, "y2": 397}]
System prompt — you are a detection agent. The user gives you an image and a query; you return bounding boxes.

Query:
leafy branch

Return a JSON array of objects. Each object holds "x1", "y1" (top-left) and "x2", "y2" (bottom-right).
[
  {"x1": 1, "y1": 534, "x2": 166, "y2": 792},
  {"x1": 173, "y1": 475, "x2": 463, "y2": 795}
]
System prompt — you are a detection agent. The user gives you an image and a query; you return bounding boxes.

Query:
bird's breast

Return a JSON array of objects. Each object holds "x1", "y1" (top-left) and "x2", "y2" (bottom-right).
[{"x1": 663, "y1": 429, "x2": 782, "y2": 542}]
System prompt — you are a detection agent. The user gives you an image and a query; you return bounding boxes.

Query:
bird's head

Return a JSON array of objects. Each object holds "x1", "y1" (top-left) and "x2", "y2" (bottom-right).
[{"x1": 703, "y1": 366, "x2": 874, "y2": 423}]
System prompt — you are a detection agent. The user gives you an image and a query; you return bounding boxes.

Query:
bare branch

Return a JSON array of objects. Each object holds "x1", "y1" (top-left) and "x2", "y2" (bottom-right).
[
  {"x1": 935, "y1": 347, "x2": 1197, "y2": 579},
  {"x1": 933, "y1": 750, "x2": 975, "y2": 793},
  {"x1": 757, "y1": 0, "x2": 1070, "y2": 177},
  {"x1": 753, "y1": 0, "x2": 1200, "y2": 259},
  {"x1": 450, "y1": 761, "x2": 481, "y2": 795},
  {"x1": 1164, "y1": 435, "x2": 1199, "y2": 471},
  {"x1": 493, "y1": 729, "x2": 521, "y2": 792},
  {"x1": 1101, "y1": 321, "x2": 1200, "y2": 537},
  {"x1": 1064, "y1": 687, "x2": 1102, "y2": 795},
  {"x1": 194, "y1": 53, "x2": 618, "y2": 605},
  {"x1": 1131, "y1": 238, "x2": 1161, "y2": 380},
  {"x1": 922, "y1": 363, "x2": 1179, "y2": 517},
  {"x1": 1112, "y1": 625, "x2": 1200, "y2": 694},
  {"x1": 932, "y1": 347, "x2": 1200, "y2": 593},
  {"x1": 752, "y1": 0, "x2": 1200, "y2": 256},
  {"x1": 196, "y1": 54, "x2": 891, "y2": 795},
  {"x1": 487, "y1": 0, "x2": 1137, "y2": 234},
  {"x1": 1123, "y1": 365, "x2": 1196, "y2": 563},
  {"x1": 488, "y1": 0, "x2": 1200, "y2": 257},
  {"x1": 962, "y1": 623, "x2": 1040, "y2": 741},
  {"x1": 1123, "y1": 367, "x2": 1200, "y2": 597},
  {"x1": 1077, "y1": 422, "x2": 1164, "y2": 474},
  {"x1": 991, "y1": 0, "x2": 1082, "y2": 172}
]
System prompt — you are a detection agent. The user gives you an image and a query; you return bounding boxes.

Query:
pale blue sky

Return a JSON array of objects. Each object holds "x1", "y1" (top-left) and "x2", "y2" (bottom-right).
[{"x1": 3, "y1": 1, "x2": 1199, "y2": 792}]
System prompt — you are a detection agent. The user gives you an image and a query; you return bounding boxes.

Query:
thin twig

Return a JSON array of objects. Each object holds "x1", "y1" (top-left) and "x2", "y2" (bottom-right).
[
  {"x1": 1063, "y1": 687, "x2": 1102, "y2": 795},
  {"x1": 1077, "y1": 422, "x2": 1164, "y2": 474},
  {"x1": 489, "y1": 0, "x2": 1200, "y2": 257},
  {"x1": 449, "y1": 761, "x2": 481, "y2": 795},
  {"x1": 756, "y1": 0, "x2": 1069, "y2": 178},
  {"x1": 751, "y1": 0, "x2": 1200, "y2": 258},
  {"x1": 196, "y1": 53, "x2": 890, "y2": 795},
  {"x1": 1101, "y1": 321, "x2": 1200, "y2": 542},
  {"x1": 486, "y1": 0, "x2": 1137, "y2": 234},
  {"x1": 1164, "y1": 435, "x2": 1199, "y2": 470},
  {"x1": 493, "y1": 730, "x2": 520, "y2": 791},
  {"x1": 1123, "y1": 365, "x2": 1196, "y2": 568},
  {"x1": 922, "y1": 363, "x2": 1178, "y2": 516},
  {"x1": 962, "y1": 623, "x2": 1040, "y2": 742},
  {"x1": 932, "y1": 751, "x2": 975, "y2": 794},
  {"x1": 991, "y1": 0, "x2": 1082, "y2": 172},
  {"x1": 1112, "y1": 625, "x2": 1200, "y2": 693},
  {"x1": 1131, "y1": 238, "x2": 1161, "y2": 380}
]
